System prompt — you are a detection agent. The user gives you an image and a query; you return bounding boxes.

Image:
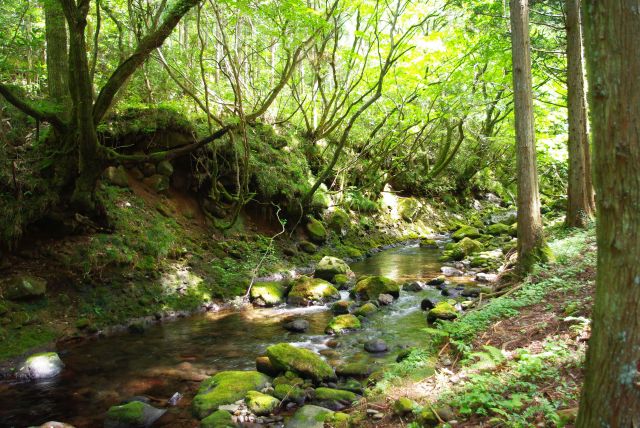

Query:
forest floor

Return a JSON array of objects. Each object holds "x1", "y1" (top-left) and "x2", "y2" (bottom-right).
[{"x1": 355, "y1": 225, "x2": 596, "y2": 427}]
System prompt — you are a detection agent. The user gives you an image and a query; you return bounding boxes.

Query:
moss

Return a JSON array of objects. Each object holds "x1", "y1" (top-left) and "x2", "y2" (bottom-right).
[
  {"x1": 451, "y1": 225, "x2": 481, "y2": 241},
  {"x1": 105, "y1": 401, "x2": 146, "y2": 426},
  {"x1": 299, "y1": 240, "x2": 318, "y2": 254},
  {"x1": 274, "y1": 383, "x2": 305, "y2": 402},
  {"x1": 192, "y1": 371, "x2": 271, "y2": 419},
  {"x1": 0, "y1": 325, "x2": 57, "y2": 360},
  {"x1": 427, "y1": 301, "x2": 458, "y2": 323},
  {"x1": 420, "y1": 238, "x2": 438, "y2": 248},
  {"x1": 352, "y1": 276, "x2": 400, "y2": 300},
  {"x1": 327, "y1": 208, "x2": 350, "y2": 232},
  {"x1": 250, "y1": 281, "x2": 287, "y2": 306},
  {"x1": 287, "y1": 405, "x2": 335, "y2": 428},
  {"x1": 335, "y1": 362, "x2": 374, "y2": 378},
  {"x1": 266, "y1": 343, "x2": 336, "y2": 382},
  {"x1": 306, "y1": 218, "x2": 328, "y2": 243},
  {"x1": 314, "y1": 256, "x2": 351, "y2": 281},
  {"x1": 393, "y1": 397, "x2": 416, "y2": 415},
  {"x1": 486, "y1": 223, "x2": 511, "y2": 236},
  {"x1": 518, "y1": 239, "x2": 554, "y2": 275},
  {"x1": 245, "y1": 390, "x2": 280, "y2": 416},
  {"x1": 398, "y1": 198, "x2": 420, "y2": 222},
  {"x1": 344, "y1": 246, "x2": 363, "y2": 258},
  {"x1": 201, "y1": 409, "x2": 234, "y2": 428},
  {"x1": 325, "y1": 314, "x2": 361, "y2": 334},
  {"x1": 331, "y1": 274, "x2": 350, "y2": 289},
  {"x1": 314, "y1": 387, "x2": 357, "y2": 403},
  {"x1": 354, "y1": 302, "x2": 377, "y2": 317},
  {"x1": 287, "y1": 277, "x2": 340, "y2": 306},
  {"x1": 415, "y1": 406, "x2": 439, "y2": 427}
]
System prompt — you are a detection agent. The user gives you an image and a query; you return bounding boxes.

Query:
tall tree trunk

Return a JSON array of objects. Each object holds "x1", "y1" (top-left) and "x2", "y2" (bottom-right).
[
  {"x1": 44, "y1": 0, "x2": 69, "y2": 107},
  {"x1": 565, "y1": 0, "x2": 594, "y2": 228},
  {"x1": 509, "y1": 0, "x2": 550, "y2": 273},
  {"x1": 576, "y1": 1, "x2": 640, "y2": 426}
]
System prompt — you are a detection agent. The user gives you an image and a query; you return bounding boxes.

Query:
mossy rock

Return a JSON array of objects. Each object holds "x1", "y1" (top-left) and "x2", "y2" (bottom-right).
[
  {"x1": 20, "y1": 352, "x2": 64, "y2": 379},
  {"x1": 419, "y1": 238, "x2": 438, "y2": 249},
  {"x1": 104, "y1": 165, "x2": 130, "y2": 187},
  {"x1": 2, "y1": 275, "x2": 46, "y2": 300},
  {"x1": 509, "y1": 222, "x2": 518, "y2": 237},
  {"x1": 266, "y1": 343, "x2": 336, "y2": 382},
  {"x1": 398, "y1": 198, "x2": 420, "y2": 222},
  {"x1": 256, "y1": 356, "x2": 281, "y2": 377},
  {"x1": 415, "y1": 406, "x2": 439, "y2": 427},
  {"x1": 201, "y1": 409, "x2": 234, "y2": 428},
  {"x1": 245, "y1": 391, "x2": 280, "y2": 416},
  {"x1": 354, "y1": 302, "x2": 377, "y2": 317},
  {"x1": 250, "y1": 281, "x2": 287, "y2": 307},
  {"x1": 299, "y1": 241, "x2": 318, "y2": 254},
  {"x1": 327, "y1": 208, "x2": 350, "y2": 232},
  {"x1": 344, "y1": 246, "x2": 363, "y2": 258},
  {"x1": 287, "y1": 277, "x2": 340, "y2": 306},
  {"x1": 335, "y1": 362, "x2": 374, "y2": 378},
  {"x1": 286, "y1": 405, "x2": 335, "y2": 428},
  {"x1": 306, "y1": 218, "x2": 328, "y2": 243},
  {"x1": 104, "y1": 401, "x2": 166, "y2": 428},
  {"x1": 331, "y1": 300, "x2": 354, "y2": 315},
  {"x1": 192, "y1": 371, "x2": 271, "y2": 419},
  {"x1": 325, "y1": 314, "x2": 361, "y2": 335},
  {"x1": 456, "y1": 237, "x2": 484, "y2": 256},
  {"x1": 352, "y1": 276, "x2": 399, "y2": 300},
  {"x1": 485, "y1": 222, "x2": 511, "y2": 236},
  {"x1": 393, "y1": 397, "x2": 416, "y2": 415},
  {"x1": 314, "y1": 256, "x2": 351, "y2": 282},
  {"x1": 427, "y1": 302, "x2": 458, "y2": 323},
  {"x1": 313, "y1": 387, "x2": 357, "y2": 409},
  {"x1": 273, "y1": 383, "x2": 305, "y2": 402},
  {"x1": 331, "y1": 274, "x2": 352, "y2": 289},
  {"x1": 451, "y1": 225, "x2": 481, "y2": 241}
]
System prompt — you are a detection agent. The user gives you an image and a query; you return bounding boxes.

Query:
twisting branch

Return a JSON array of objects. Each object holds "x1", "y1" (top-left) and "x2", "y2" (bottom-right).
[{"x1": 0, "y1": 84, "x2": 67, "y2": 131}]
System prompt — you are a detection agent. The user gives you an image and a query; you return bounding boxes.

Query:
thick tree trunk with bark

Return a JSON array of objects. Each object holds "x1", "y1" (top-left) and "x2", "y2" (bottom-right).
[
  {"x1": 565, "y1": 0, "x2": 594, "y2": 228},
  {"x1": 44, "y1": 0, "x2": 69, "y2": 106},
  {"x1": 577, "y1": 1, "x2": 640, "y2": 426},
  {"x1": 509, "y1": 0, "x2": 549, "y2": 273}
]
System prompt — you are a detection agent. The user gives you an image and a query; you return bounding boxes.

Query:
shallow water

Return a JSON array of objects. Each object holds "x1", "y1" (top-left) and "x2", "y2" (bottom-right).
[{"x1": 0, "y1": 245, "x2": 451, "y2": 428}]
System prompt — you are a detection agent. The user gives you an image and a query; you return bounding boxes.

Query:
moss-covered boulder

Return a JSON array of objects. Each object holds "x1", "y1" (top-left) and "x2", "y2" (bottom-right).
[
  {"x1": 427, "y1": 302, "x2": 458, "y2": 323},
  {"x1": 314, "y1": 256, "x2": 351, "y2": 281},
  {"x1": 104, "y1": 165, "x2": 130, "y2": 187},
  {"x1": 398, "y1": 198, "x2": 420, "y2": 222},
  {"x1": 273, "y1": 383, "x2": 305, "y2": 403},
  {"x1": 352, "y1": 276, "x2": 400, "y2": 300},
  {"x1": 2, "y1": 275, "x2": 46, "y2": 300},
  {"x1": 354, "y1": 302, "x2": 378, "y2": 317},
  {"x1": 415, "y1": 406, "x2": 439, "y2": 427},
  {"x1": 266, "y1": 343, "x2": 336, "y2": 382},
  {"x1": 286, "y1": 405, "x2": 334, "y2": 428},
  {"x1": 313, "y1": 387, "x2": 357, "y2": 410},
  {"x1": 485, "y1": 222, "x2": 511, "y2": 236},
  {"x1": 250, "y1": 281, "x2": 288, "y2": 307},
  {"x1": 256, "y1": 356, "x2": 280, "y2": 377},
  {"x1": 327, "y1": 208, "x2": 350, "y2": 232},
  {"x1": 104, "y1": 401, "x2": 166, "y2": 428},
  {"x1": 245, "y1": 391, "x2": 280, "y2": 416},
  {"x1": 393, "y1": 397, "x2": 416, "y2": 416},
  {"x1": 306, "y1": 218, "x2": 327, "y2": 243},
  {"x1": 331, "y1": 274, "x2": 352, "y2": 289},
  {"x1": 192, "y1": 371, "x2": 270, "y2": 419},
  {"x1": 335, "y1": 362, "x2": 374, "y2": 378},
  {"x1": 299, "y1": 240, "x2": 317, "y2": 254},
  {"x1": 19, "y1": 352, "x2": 64, "y2": 379},
  {"x1": 331, "y1": 300, "x2": 353, "y2": 315},
  {"x1": 451, "y1": 225, "x2": 481, "y2": 241},
  {"x1": 442, "y1": 237, "x2": 485, "y2": 262},
  {"x1": 200, "y1": 409, "x2": 234, "y2": 428},
  {"x1": 325, "y1": 314, "x2": 361, "y2": 335},
  {"x1": 419, "y1": 238, "x2": 438, "y2": 249},
  {"x1": 287, "y1": 277, "x2": 340, "y2": 306}
]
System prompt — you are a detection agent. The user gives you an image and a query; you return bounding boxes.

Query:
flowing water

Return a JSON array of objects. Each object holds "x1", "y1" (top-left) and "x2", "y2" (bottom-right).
[{"x1": 0, "y1": 244, "x2": 456, "y2": 428}]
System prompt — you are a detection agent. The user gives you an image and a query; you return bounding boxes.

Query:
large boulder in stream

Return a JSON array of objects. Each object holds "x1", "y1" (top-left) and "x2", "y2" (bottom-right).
[
  {"x1": 314, "y1": 256, "x2": 351, "y2": 282},
  {"x1": 266, "y1": 343, "x2": 336, "y2": 383},
  {"x1": 287, "y1": 277, "x2": 340, "y2": 306},
  {"x1": 451, "y1": 225, "x2": 481, "y2": 241},
  {"x1": 104, "y1": 401, "x2": 166, "y2": 428},
  {"x1": 19, "y1": 352, "x2": 64, "y2": 380},
  {"x1": 352, "y1": 276, "x2": 400, "y2": 300},
  {"x1": 250, "y1": 281, "x2": 288, "y2": 307},
  {"x1": 427, "y1": 302, "x2": 458, "y2": 323},
  {"x1": 192, "y1": 371, "x2": 271, "y2": 419}
]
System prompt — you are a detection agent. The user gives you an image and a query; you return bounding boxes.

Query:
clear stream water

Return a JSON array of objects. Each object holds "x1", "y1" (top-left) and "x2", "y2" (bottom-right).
[{"x1": 0, "y1": 245, "x2": 458, "y2": 428}]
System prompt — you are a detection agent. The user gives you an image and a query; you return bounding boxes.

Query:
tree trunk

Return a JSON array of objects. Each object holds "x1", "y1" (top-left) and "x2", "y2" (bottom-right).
[
  {"x1": 44, "y1": 0, "x2": 69, "y2": 107},
  {"x1": 576, "y1": 1, "x2": 640, "y2": 426},
  {"x1": 565, "y1": 0, "x2": 595, "y2": 228},
  {"x1": 509, "y1": 0, "x2": 549, "y2": 273}
]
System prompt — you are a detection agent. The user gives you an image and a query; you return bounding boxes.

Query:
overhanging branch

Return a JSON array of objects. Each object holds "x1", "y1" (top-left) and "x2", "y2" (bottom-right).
[{"x1": 0, "y1": 84, "x2": 67, "y2": 131}]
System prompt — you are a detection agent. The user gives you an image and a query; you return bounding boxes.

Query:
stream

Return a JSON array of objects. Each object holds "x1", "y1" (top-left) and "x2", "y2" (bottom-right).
[{"x1": 0, "y1": 244, "x2": 461, "y2": 428}]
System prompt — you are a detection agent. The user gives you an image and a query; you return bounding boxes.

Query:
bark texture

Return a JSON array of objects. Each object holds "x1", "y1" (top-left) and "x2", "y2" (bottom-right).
[
  {"x1": 565, "y1": 0, "x2": 594, "y2": 228},
  {"x1": 577, "y1": 1, "x2": 640, "y2": 426},
  {"x1": 44, "y1": 0, "x2": 69, "y2": 106},
  {"x1": 509, "y1": 0, "x2": 548, "y2": 273}
]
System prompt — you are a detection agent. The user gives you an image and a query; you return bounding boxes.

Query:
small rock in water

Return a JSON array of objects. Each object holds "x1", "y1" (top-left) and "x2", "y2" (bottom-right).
[
  {"x1": 19, "y1": 352, "x2": 64, "y2": 380},
  {"x1": 284, "y1": 318, "x2": 310, "y2": 333},
  {"x1": 427, "y1": 275, "x2": 446, "y2": 286},
  {"x1": 403, "y1": 281, "x2": 424, "y2": 292},
  {"x1": 104, "y1": 401, "x2": 166, "y2": 428},
  {"x1": 476, "y1": 273, "x2": 499, "y2": 283},
  {"x1": 441, "y1": 267, "x2": 464, "y2": 277},
  {"x1": 167, "y1": 392, "x2": 182, "y2": 406},
  {"x1": 378, "y1": 294, "x2": 394, "y2": 306},
  {"x1": 364, "y1": 339, "x2": 388, "y2": 353},
  {"x1": 420, "y1": 298, "x2": 436, "y2": 311}
]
